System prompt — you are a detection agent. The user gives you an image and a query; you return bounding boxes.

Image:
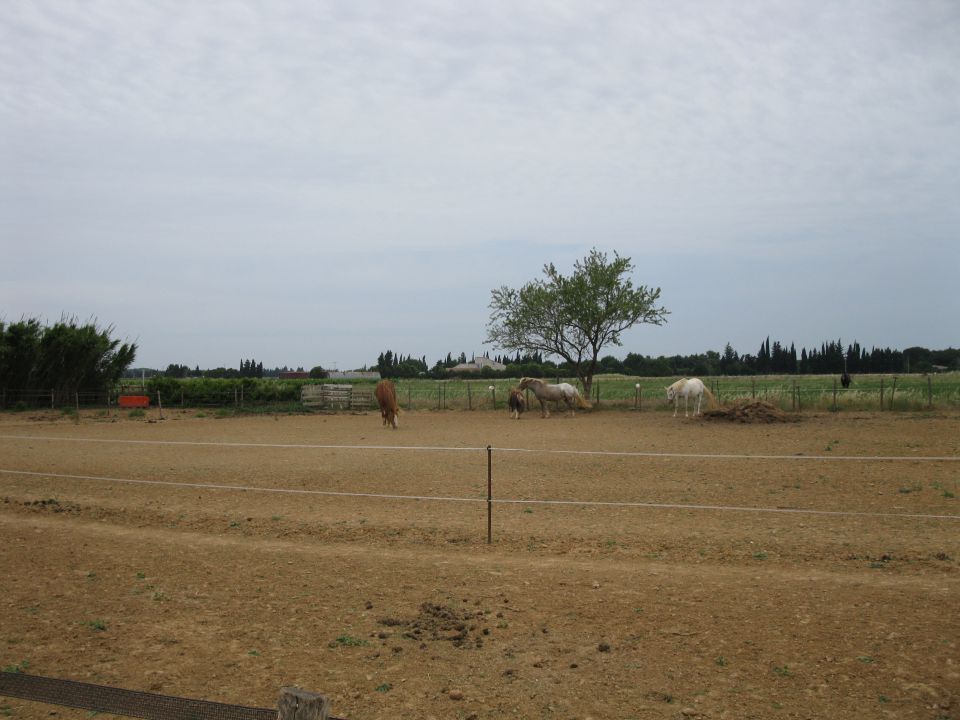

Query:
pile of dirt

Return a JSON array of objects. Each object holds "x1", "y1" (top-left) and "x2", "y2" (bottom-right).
[
  {"x1": 703, "y1": 400, "x2": 798, "y2": 423},
  {"x1": 379, "y1": 602, "x2": 486, "y2": 648}
]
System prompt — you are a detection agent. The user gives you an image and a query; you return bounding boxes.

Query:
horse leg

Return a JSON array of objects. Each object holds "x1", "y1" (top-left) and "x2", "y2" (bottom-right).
[
  {"x1": 540, "y1": 399, "x2": 548, "y2": 418},
  {"x1": 695, "y1": 393, "x2": 701, "y2": 416},
  {"x1": 684, "y1": 395, "x2": 689, "y2": 417}
]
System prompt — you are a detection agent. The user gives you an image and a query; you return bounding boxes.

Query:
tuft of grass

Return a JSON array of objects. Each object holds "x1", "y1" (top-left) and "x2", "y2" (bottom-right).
[
  {"x1": 87, "y1": 619, "x2": 107, "y2": 632},
  {"x1": 375, "y1": 683, "x2": 392, "y2": 693},
  {"x1": 128, "y1": 408, "x2": 146, "y2": 418},
  {"x1": 715, "y1": 656, "x2": 728, "y2": 666},
  {"x1": 2, "y1": 660, "x2": 30, "y2": 674},
  {"x1": 331, "y1": 635, "x2": 367, "y2": 647},
  {"x1": 773, "y1": 665, "x2": 792, "y2": 677}
]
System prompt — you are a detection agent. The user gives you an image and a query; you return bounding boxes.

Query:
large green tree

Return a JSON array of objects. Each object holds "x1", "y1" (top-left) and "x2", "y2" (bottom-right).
[
  {"x1": 486, "y1": 249, "x2": 668, "y2": 398},
  {"x1": 0, "y1": 316, "x2": 137, "y2": 401}
]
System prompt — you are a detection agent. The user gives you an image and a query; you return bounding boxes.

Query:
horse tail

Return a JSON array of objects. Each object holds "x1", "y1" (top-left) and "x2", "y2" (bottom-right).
[
  {"x1": 576, "y1": 390, "x2": 592, "y2": 409},
  {"x1": 701, "y1": 384, "x2": 718, "y2": 408}
]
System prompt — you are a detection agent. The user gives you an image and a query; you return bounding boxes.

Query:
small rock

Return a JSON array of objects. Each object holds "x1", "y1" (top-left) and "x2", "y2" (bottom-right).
[{"x1": 449, "y1": 689, "x2": 464, "y2": 701}]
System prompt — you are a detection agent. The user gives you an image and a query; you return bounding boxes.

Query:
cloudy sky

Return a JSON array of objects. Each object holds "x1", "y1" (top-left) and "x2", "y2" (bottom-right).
[{"x1": 2, "y1": 1, "x2": 958, "y2": 371}]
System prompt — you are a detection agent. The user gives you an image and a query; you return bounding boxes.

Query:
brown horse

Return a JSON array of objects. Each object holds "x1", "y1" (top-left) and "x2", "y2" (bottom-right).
[
  {"x1": 374, "y1": 379, "x2": 400, "y2": 429},
  {"x1": 508, "y1": 388, "x2": 526, "y2": 420},
  {"x1": 517, "y1": 377, "x2": 591, "y2": 418}
]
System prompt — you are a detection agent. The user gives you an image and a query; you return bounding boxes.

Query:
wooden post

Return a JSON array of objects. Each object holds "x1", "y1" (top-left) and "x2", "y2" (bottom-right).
[
  {"x1": 437, "y1": 384, "x2": 441, "y2": 410},
  {"x1": 595, "y1": 380, "x2": 600, "y2": 407},
  {"x1": 890, "y1": 376, "x2": 897, "y2": 411},
  {"x1": 277, "y1": 687, "x2": 330, "y2": 720},
  {"x1": 751, "y1": 378, "x2": 755, "y2": 399},
  {"x1": 240, "y1": 384, "x2": 244, "y2": 408},
  {"x1": 791, "y1": 382, "x2": 796, "y2": 412},
  {"x1": 467, "y1": 383, "x2": 472, "y2": 410},
  {"x1": 832, "y1": 378, "x2": 837, "y2": 412},
  {"x1": 634, "y1": 384, "x2": 639, "y2": 411},
  {"x1": 638, "y1": 387, "x2": 642, "y2": 412},
  {"x1": 490, "y1": 386, "x2": 496, "y2": 410},
  {"x1": 51, "y1": 389, "x2": 55, "y2": 409},
  {"x1": 158, "y1": 390, "x2": 164, "y2": 420},
  {"x1": 928, "y1": 375, "x2": 933, "y2": 409},
  {"x1": 880, "y1": 377, "x2": 884, "y2": 411}
]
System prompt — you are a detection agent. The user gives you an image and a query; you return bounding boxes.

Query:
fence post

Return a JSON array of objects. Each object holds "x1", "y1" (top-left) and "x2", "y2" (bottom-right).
[
  {"x1": 51, "y1": 389, "x2": 55, "y2": 409},
  {"x1": 489, "y1": 385, "x2": 496, "y2": 410},
  {"x1": 467, "y1": 383, "x2": 472, "y2": 410},
  {"x1": 880, "y1": 378, "x2": 885, "y2": 411},
  {"x1": 487, "y1": 445, "x2": 493, "y2": 545},
  {"x1": 595, "y1": 380, "x2": 600, "y2": 407},
  {"x1": 634, "y1": 383, "x2": 640, "y2": 411},
  {"x1": 751, "y1": 378, "x2": 755, "y2": 399},
  {"x1": 277, "y1": 687, "x2": 330, "y2": 720},
  {"x1": 833, "y1": 378, "x2": 837, "y2": 412},
  {"x1": 890, "y1": 376, "x2": 897, "y2": 411},
  {"x1": 928, "y1": 375, "x2": 933, "y2": 409}
]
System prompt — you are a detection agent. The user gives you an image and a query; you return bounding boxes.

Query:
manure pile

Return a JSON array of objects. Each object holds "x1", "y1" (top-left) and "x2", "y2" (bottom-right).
[{"x1": 702, "y1": 400, "x2": 798, "y2": 423}]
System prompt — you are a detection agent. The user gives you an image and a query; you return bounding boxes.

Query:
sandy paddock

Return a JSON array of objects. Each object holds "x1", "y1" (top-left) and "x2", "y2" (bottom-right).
[{"x1": 0, "y1": 407, "x2": 958, "y2": 719}]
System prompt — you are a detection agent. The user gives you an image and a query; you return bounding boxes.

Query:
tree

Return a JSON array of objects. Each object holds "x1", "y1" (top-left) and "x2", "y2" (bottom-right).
[
  {"x1": 485, "y1": 248, "x2": 668, "y2": 397},
  {"x1": 0, "y1": 316, "x2": 136, "y2": 402}
]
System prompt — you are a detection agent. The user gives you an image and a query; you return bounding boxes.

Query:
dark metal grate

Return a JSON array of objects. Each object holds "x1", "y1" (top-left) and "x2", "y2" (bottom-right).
[{"x1": 0, "y1": 673, "x2": 276, "y2": 720}]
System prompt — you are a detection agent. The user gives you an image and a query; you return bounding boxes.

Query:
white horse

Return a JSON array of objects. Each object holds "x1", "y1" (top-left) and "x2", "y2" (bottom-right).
[
  {"x1": 518, "y1": 377, "x2": 591, "y2": 418},
  {"x1": 666, "y1": 378, "x2": 715, "y2": 417}
]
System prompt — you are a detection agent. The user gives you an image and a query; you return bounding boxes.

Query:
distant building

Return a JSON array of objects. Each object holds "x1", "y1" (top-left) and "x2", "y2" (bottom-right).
[
  {"x1": 278, "y1": 371, "x2": 310, "y2": 380},
  {"x1": 327, "y1": 371, "x2": 381, "y2": 380},
  {"x1": 451, "y1": 356, "x2": 507, "y2": 373}
]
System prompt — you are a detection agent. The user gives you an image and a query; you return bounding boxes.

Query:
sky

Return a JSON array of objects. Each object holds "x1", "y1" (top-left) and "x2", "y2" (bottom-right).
[{"x1": 2, "y1": 1, "x2": 958, "y2": 371}]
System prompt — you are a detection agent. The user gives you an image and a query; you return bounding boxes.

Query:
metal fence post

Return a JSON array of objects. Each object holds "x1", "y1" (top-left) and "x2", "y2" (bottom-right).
[{"x1": 487, "y1": 445, "x2": 493, "y2": 545}]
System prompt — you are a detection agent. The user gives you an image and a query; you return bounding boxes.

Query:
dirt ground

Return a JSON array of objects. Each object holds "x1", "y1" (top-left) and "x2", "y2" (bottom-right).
[{"x1": 0, "y1": 407, "x2": 958, "y2": 720}]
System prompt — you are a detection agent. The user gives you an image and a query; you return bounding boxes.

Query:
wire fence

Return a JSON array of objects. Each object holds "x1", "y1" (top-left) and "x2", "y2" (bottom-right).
[
  {"x1": 0, "y1": 673, "x2": 341, "y2": 720},
  {"x1": 3, "y1": 373, "x2": 958, "y2": 413},
  {"x1": 2, "y1": 436, "x2": 957, "y2": 545}
]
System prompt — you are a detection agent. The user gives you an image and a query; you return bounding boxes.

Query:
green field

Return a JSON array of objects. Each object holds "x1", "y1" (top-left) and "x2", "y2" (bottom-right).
[{"x1": 111, "y1": 372, "x2": 960, "y2": 413}]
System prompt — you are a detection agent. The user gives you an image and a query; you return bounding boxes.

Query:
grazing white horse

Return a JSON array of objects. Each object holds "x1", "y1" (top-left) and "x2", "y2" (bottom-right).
[
  {"x1": 518, "y1": 377, "x2": 591, "y2": 418},
  {"x1": 666, "y1": 378, "x2": 715, "y2": 417}
]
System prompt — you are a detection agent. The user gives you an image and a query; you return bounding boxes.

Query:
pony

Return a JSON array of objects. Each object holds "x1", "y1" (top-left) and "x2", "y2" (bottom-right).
[
  {"x1": 374, "y1": 379, "x2": 400, "y2": 429},
  {"x1": 665, "y1": 378, "x2": 716, "y2": 417},
  {"x1": 517, "y1": 377, "x2": 591, "y2": 418},
  {"x1": 840, "y1": 356, "x2": 851, "y2": 388},
  {"x1": 508, "y1": 388, "x2": 526, "y2": 420}
]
